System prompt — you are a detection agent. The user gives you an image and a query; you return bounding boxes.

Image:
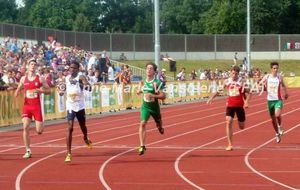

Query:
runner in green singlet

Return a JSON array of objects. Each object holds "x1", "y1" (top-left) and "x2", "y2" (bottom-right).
[{"x1": 137, "y1": 62, "x2": 166, "y2": 155}]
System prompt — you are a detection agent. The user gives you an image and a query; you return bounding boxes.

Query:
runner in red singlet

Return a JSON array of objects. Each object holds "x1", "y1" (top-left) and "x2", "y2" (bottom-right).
[
  {"x1": 14, "y1": 59, "x2": 50, "y2": 158},
  {"x1": 207, "y1": 66, "x2": 251, "y2": 151}
]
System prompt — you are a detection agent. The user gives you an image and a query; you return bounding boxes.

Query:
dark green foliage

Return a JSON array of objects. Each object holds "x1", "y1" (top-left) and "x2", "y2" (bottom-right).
[{"x1": 1, "y1": 0, "x2": 300, "y2": 34}]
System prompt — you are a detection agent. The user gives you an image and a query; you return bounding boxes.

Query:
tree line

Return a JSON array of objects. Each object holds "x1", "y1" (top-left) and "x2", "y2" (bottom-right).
[{"x1": 1, "y1": 0, "x2": 300, "y2": 34}]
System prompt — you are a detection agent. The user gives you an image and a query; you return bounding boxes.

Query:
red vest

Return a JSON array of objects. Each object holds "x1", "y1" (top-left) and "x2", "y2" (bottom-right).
[
  {"x1": 226, "y1": 78, "x2": 245, "y2": 107},
  {"x1": 24, "y1": 75, "x2": 42, "y2": 106}
]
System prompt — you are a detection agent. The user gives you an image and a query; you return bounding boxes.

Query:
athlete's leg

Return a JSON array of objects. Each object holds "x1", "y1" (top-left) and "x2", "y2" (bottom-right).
[
  {"x1": 237, "y1": 108, "x2": 246, "y2": 130},
  {"x1": 33, "y1": 106, "x2": 44, "y2": 134},
  {"x1": 64, "y1": 119, "x2": 74, "y2": 162},
  {"x1": 268, "y1": 101, "x2": 279, "y2": 133},
  {"x1": 275, "y1": 102, "x2": 284, "y2": 136},
  {"x1": 238, "y1": 121, "x2": 245, "y2": 129},
  {"x1": 139, "y1": 120, "x2": 147, "y2": 147},
  {"x1": 66, "y1": 120, "x2": 74, "y2": 154},
  {"x1": 22, "y1": 117, "x2": 32, "y2": 151},
  {"x1": 66, "y1": 111, "x2": 76, "y2": 155},
  {"x1": 225, "y1": 116, "x2": 233, "y2": 150},
  {"x1": 225, "y1": 107, "x2": 235, "y2": 150},
  {"x1": 138, "y1": 120, "x2": 147, "y2": 155},
  {"x1": 156, "y1": 119, "x2": 164, "y2": 134},
  {"x1": 76, "y1": 110, "x2": 88, "y2": 140},
  {"x1": 151, "y1": 111, "x2": 164, "y2": 135},
  {"x1": 275, "y1": 108, "x2": 282, "y2": 124},
  {"x1": 138, "y1": 107, "x2": 151, "y2": 155},
  {"x1": 270, "y1": 114, "x2": 278, "y2": 132},
  {"x1": 76, "y1": 110, "x2": 92, "y2": 148},
  {"x1": 64, "y1": 110, "x2": 76, "y2": 162},
  {"x1": 35, "y1": 121, "x2": 44, "y2": 135},
  {"x1": 272, "y1": 112, "x2": 282, "y2": 143},
  {"x1": 140, "y1": 107, "x2": 151, "y2": 147}
]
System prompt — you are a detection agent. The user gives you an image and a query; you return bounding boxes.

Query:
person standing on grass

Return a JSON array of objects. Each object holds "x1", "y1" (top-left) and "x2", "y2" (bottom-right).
[
  {"x1": 233, "y1": 52, "x2": 238, "y2": 65},
  {"x1": 259, "y1": 62, "x2": 288, "y2": 143},
  {"x1": 60, "y1": 60, "x2": 93, "y2": 162},
  {"x1": 137, "y1": 62, "x2": 166, "y2": 155},
  {"x1": 14, "y1": 59, "x2": 50, "y2": 158},
  {"x1": 207, "y1": 66, "x2": 251, "y2": 151}
]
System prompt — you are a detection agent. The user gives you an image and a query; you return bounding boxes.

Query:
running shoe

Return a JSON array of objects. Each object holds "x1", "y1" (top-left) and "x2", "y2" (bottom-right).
[
  {"x1": 225, "y1": 145, "x2": 233, "y2": 151},
  {"x1": 275, "y1": 133, "x2": 281, "y2": 143},
  {"x1": 138, "y1": 146, "x2": 146, "y2": 155},
  {"x1": 84, "y1": 138, "x2": 93, "y2": 149},
  {"x1": 23, "y1": 150, "x2": 32, "y2": 159},
  {"x1": 158, "y1": 127, "x2": 164, "y2": 135},
  {"x1": 65, "y1": 153, "x2": 72, "y2": 162}
]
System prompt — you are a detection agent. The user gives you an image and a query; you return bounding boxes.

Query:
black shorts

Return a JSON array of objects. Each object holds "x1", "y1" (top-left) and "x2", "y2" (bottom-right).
[
  {"x1": 226, "y1": 107, "x2": 245, "y2": 122},
  {"x1": 67, "y1": 109, "x2": 86, "y2": 122}
]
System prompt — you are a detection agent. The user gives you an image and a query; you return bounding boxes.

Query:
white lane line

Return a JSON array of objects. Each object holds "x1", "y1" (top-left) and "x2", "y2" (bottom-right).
[
  {"x1": 99, "y1": 99, "x2": 300, "y2": 190},
  {"x1": 1, "y1": 98, "x2": 229, "y2": 154},
  {"x1": 174, "y1": 107, "x2": 300, "y2": 190},
  {"x1": 0, "y1": 92, "x2": 273, "y2": 153},
  {"x1": 13, "y1": 98, "x2": 237, "y2": 190},
  {"x1": 200, "y1": 183, "x2": 275, "y2": 187},
  {"x1": 0, "y1": 97, "x2": 225, "y2": 139},
  {"x1": 113, "y1": 182, "x2": 186, "y2": 185},
  {"x1": 182, "y1": 170, "x2": 300, "y2": 174},
  {"x1": 25, "y1": 181, "x2": 96, "y2": 184},
  {"x1": 232, "y1": 171, "x2": 300, "y2": 173},
  {"x1": 244, "y1": 123, "x2": 300, "y2": 190},
  {"x1": 13, "y1": 95, "x2": 298, "y2": 190},
  {"x1": 4, "y1": 95, "x2": 269, "y2": 154}
]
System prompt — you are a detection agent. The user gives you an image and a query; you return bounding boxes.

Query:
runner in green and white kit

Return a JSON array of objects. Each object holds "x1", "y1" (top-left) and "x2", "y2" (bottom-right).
[
  {"x1": 260, "y1": 62, "x2": 288, "y2": 143},
  {"x1": 137, "y1": 62, "x2": 166, "y2": 155}
]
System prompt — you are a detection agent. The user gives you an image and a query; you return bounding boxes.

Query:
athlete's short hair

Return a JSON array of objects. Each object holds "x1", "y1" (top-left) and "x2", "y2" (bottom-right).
[
  {"x1": 145, "y1": 62, "x2": 157, "y2": 71},
  {"x1": 270, "y1": 61, "x2": 279, "y2": 68},
  {"x1": 231, "y1": 65, "x2": 240, "y2": 73}
]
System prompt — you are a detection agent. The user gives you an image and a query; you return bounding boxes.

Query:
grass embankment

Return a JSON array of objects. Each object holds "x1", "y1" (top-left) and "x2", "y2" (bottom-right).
[{"x1": 123, "y1": 60, "x2": 300, "y2": 77}]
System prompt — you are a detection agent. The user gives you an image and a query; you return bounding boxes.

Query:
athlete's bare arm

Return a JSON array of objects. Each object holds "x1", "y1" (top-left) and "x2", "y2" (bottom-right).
[
  {"x1": 259, "y1": 75, "x2": 267, "y2": 85},
  {"x1": 207, "y1": 79, "x2": 227, "y2": 104},
  {"x1": 14, "y1": 76, "x2": 25, "y2": 97},
  {"x1": 258, "y1": 74, "x2": 268, "y2": 96},
  {"x1": 244, "y1": 91, "x2": 251, "y2": 108},
  {"x1": 280, "y1": 75, "x2": 288, "y2": 100},
  {"x1": 38, "y1": 76, "x2": 51, "y2": 95},
  {"x1": 79, "y1": 75, "x2": 92, "y2": 91},
  {"x1": 79, "y1": 75, "x2": 89, "y2": 85},
  {"x1": 145, "y1": 91, "x2": 165, "y2": 100},
  {"x1": 145, "y1": 82, "x2": 166, "y2": 100},
  {"x1": 137, "y1": 80, "x2": 144, "y2": 95}
]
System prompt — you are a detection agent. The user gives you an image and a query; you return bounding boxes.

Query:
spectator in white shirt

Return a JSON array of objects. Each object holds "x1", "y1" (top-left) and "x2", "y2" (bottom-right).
[{"x1": 107, "y1": 62, "x2": 114, "y2": 83}]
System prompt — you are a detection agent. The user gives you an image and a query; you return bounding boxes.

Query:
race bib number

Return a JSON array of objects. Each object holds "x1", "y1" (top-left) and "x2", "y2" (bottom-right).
[
  {"x1": 68, "y1": 93, "x2": 79, "y2": 102},
  {"x1": 26, "y1": 89, "x2": 38, "y2": 99},
  {"x1": 228, "y1": 87, "x2": 240, "y2": 97},
  {"x1": 143, "y1": 94, "x2": 154, "y2": 102},
  {"x1": 267, "y1": 84, "x2": 278, "y2": 94}
]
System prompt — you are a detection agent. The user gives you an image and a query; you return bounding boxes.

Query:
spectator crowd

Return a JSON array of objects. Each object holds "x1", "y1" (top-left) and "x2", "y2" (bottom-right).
[
  {"x1": 0, "y1": 36, "x2": 268, "y2": 92},
  {"x1": 0, "y1": 36, "x2": 134, "y2": 91},
  {"x1": 175, "y1": 67, "x2": 263, "y2": 82}
]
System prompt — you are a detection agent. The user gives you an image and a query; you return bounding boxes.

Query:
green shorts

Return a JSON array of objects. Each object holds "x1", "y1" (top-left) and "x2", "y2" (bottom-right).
[
  {"x1": 140, "y1": 105, "x2": 161, "y2": 124},
  {"x1": 267, "y1": 100, "x2": 283, "y2": 116}
]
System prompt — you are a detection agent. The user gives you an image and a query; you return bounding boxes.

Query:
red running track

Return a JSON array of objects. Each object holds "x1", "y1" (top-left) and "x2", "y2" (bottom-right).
[{"x1": 1, "y1": 89, "x2": 300, "y2": 190}]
